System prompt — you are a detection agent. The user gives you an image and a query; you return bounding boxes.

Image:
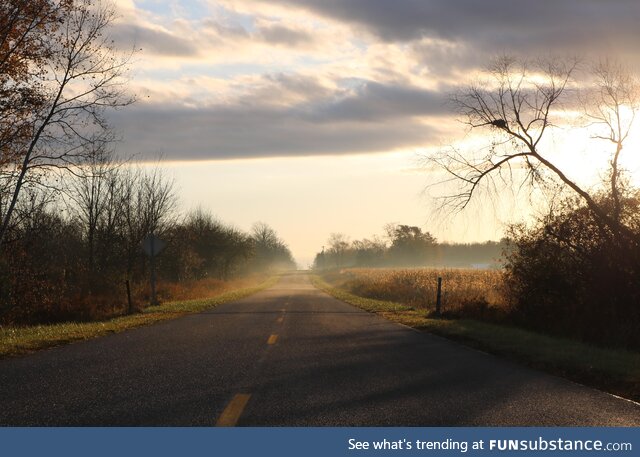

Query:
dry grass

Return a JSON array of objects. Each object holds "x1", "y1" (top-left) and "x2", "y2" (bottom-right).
[
  {"x1": 324, "y1": 268, "x2": 507, "y2": 318},
  {"x1": 2, "y1": 275, "x2": 272, "y2": 326},
  {"x1": 0, "y1": 275, "x2": 278, "y2": 358}
]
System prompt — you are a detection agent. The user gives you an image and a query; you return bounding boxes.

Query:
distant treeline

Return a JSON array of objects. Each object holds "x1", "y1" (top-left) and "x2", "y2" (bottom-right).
[
  {"x1": 0, "y1": 162, "x2": 295, "y2": 326},
  {"x1": 0, "y1": 0, "x2": 295, "y2": 327},
  {"x1": 313, "y1": 224, "x2": 507, "y2": 269}
]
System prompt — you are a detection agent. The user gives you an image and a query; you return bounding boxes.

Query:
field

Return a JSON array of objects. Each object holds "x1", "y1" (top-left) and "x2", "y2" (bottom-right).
[{"x1": 322, "y1": 268, "x2": 508, "y2": 320}]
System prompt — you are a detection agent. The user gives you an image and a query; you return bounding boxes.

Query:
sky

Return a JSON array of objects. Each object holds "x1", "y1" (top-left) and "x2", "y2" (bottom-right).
[{"x1": 107, "y1": 0, "x2": 640, "y2": 267}]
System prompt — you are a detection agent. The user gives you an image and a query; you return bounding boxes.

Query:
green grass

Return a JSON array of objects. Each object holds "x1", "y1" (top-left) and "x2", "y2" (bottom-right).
[
  {"x1": 311, "y1": 274, "x2": 640, "y2": 402},
  {"x1": 0, "y1": 276, "x2": 279, "y2": 358}
]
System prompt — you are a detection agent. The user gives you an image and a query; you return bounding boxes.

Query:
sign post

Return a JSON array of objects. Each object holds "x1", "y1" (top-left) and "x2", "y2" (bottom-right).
[{"x1": 141, "y1": 233, "x2": 166, "y2": 306}]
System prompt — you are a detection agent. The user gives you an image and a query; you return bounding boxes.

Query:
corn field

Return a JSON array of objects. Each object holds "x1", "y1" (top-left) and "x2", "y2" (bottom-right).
[{"x1": 324, "y1": 268, "x2": 509, "y2": 318}]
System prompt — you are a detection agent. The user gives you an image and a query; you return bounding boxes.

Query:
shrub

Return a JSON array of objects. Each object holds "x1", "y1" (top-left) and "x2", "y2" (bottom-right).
[{"x1": 504, "y1": 194, "x2": 640, "y2": 349}]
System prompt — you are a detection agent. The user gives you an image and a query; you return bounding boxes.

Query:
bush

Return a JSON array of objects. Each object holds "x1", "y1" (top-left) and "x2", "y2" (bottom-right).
[{"x1": 504, "y1": 194, "x2": 640, "y2": 349}]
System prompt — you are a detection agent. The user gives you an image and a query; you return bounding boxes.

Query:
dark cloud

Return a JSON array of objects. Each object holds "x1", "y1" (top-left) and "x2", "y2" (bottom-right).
[
  {"x1": 258, "y1": 24, "x2": 314, "y2": 47},
  {"x1": 203, "y1": 20, "x2": 315, "y2": 48},
  {"x1": 306, "y1": 81, "x2": 448, "y2": 122},
  {"x1": 255, "y1": 73, "x2": 333, "y2": 102},
  {"x1": 252, "y1": 0, "x2": 640, "y2": 60},
  {"x1": 111, "y1": 105, "x2": 441, "y2": 159},
  {"x1": 410, "y1": 40, "x2": 485, "y2": 77},
  {"x1": 109, "y1": 79, "x2": 447, "y2": 160},
  {"x1": 112, "y1": 23, "x2": 198, "y2": 56},
  {"x1": 107, "y1": 1, "x2": 640, "y2": 161}
]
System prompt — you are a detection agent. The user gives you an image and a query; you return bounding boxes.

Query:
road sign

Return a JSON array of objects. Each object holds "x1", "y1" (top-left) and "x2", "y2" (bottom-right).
[
  {"x1": 141, "y1": 234, "x2": 166, "y2": 257},
  {"x1": 141, "y1": 233, "x2": 166, "y2": 307}
]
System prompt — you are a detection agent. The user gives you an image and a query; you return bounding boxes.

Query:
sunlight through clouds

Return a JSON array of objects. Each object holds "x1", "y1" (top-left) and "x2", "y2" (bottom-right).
[{"x1": 102, "y1": 0, "x2": 640, "y2": 263}]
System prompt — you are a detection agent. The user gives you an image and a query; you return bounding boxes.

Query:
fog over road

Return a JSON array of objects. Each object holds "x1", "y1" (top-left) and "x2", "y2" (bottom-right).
[{"x1": 1, "y1": 274, "x2": 638, "y2": 426}]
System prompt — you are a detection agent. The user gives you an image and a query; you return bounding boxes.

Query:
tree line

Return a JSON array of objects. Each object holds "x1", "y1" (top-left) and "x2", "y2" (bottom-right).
[
  {"x1": 0, "y1": 152, "x2": 295, "y2": 325},
  {"x1": 313, "y1": 224, "x2": 506, "y2": 269},
  {"x1": 0, "y1": 1, "x2": 295, "y2": 326}
]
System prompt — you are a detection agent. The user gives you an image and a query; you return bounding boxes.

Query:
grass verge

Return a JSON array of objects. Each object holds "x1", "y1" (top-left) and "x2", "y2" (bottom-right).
[
  {"x1": 311, "y1": 274, "x2": 640, "y2": 403},
  {"x1": 0, "y1": 276, "x2": 279, "y2": 359}
]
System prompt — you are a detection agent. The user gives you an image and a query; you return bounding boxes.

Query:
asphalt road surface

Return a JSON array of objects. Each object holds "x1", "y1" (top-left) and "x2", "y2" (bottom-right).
[{"x1": 1, "y1": 273, "x2": 638, "y2": 426}]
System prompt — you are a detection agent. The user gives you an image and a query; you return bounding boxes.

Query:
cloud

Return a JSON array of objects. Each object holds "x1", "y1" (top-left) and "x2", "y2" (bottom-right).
[
  {"x1": 243, "y1": 73, "x2": 332, "y2": 106},
  {"x1": 201, "y1": 18, "x2": 250, "y2": 40},
  {"x1": 107, "y1": 0, "x2": 640, "y2": 163},
  {"x1": 111, "y1": 105, "x2": 442, "y2": 160},
  {"x1": 306, "y1": 81, "x2": 448, "y2": 122},
  {"x1": 109, "y1": 76, "x2": 448, "y2": 160},
  {"x1": 111, "y1": 23, "x2": 199, "y2": 56},
  {"x1": 258, "y1": 24, "x2": 314, "y2": 47},
  {"x1": 238, "y1": 0, "x2": 640, "y2": 61}
]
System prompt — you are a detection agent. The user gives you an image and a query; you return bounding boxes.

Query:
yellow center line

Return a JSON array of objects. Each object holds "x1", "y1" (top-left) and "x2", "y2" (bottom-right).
[
  {"x1": 267, "y1": 334, "x2": 278, "y2": 345},
  {"x1": 216, "y1": 393, "x2": 251, "y2": 427}
]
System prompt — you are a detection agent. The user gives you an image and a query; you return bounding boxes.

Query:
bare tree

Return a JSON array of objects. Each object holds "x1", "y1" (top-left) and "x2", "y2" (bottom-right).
[
  {"x1": 66, "y1": 143, "x2": 118, "y2": 276},
  {"x1": 327, "y1": 232, "x2": 350, "y2": 268},
  {"x1": 251, "y1": 222, "x2": 294, "y2": 271},
  {"x1": 582, "y1": 60, "x2": 639, "y2": 222},
  {"x1": 0, "y1": 0, "x2": 134, "y2": 247},
  {"x1": 251, "y1": 222, "x2": 280, "y2": 249},
  {"x1": 432, "y1": 55, "x2": 639, "y2": 245},
  {"x1": 120, "y1": 165, "x2": 177, "y2": 277},
  {"x1": 137, "y1": 167, "x2": 177, "y2": 237}
]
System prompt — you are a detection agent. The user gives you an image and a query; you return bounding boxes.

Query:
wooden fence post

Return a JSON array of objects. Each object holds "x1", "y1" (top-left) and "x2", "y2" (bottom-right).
[
  {"x1": 126, "y1": 279, "x2": 133, "y2": 314},
  {"x1": 435, "y1": 276, "x2": 442, "y2": 317}
]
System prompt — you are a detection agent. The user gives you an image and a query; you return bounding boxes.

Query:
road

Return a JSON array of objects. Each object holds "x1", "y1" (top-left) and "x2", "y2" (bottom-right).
[{"x1": 1, "y1": 273, "x2": 638, "y2": 426}]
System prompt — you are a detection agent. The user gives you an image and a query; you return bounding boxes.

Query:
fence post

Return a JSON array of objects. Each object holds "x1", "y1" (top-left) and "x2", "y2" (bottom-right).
[
  {"x1": 126, "y1": 279, "x2": 133, "y2": 314},
  {"x1": 149, "y1": 234, "x2": 158, "y2": 306},
  {"x1": 435, "y1": 276, "x2": 442, "y2": 317}
]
